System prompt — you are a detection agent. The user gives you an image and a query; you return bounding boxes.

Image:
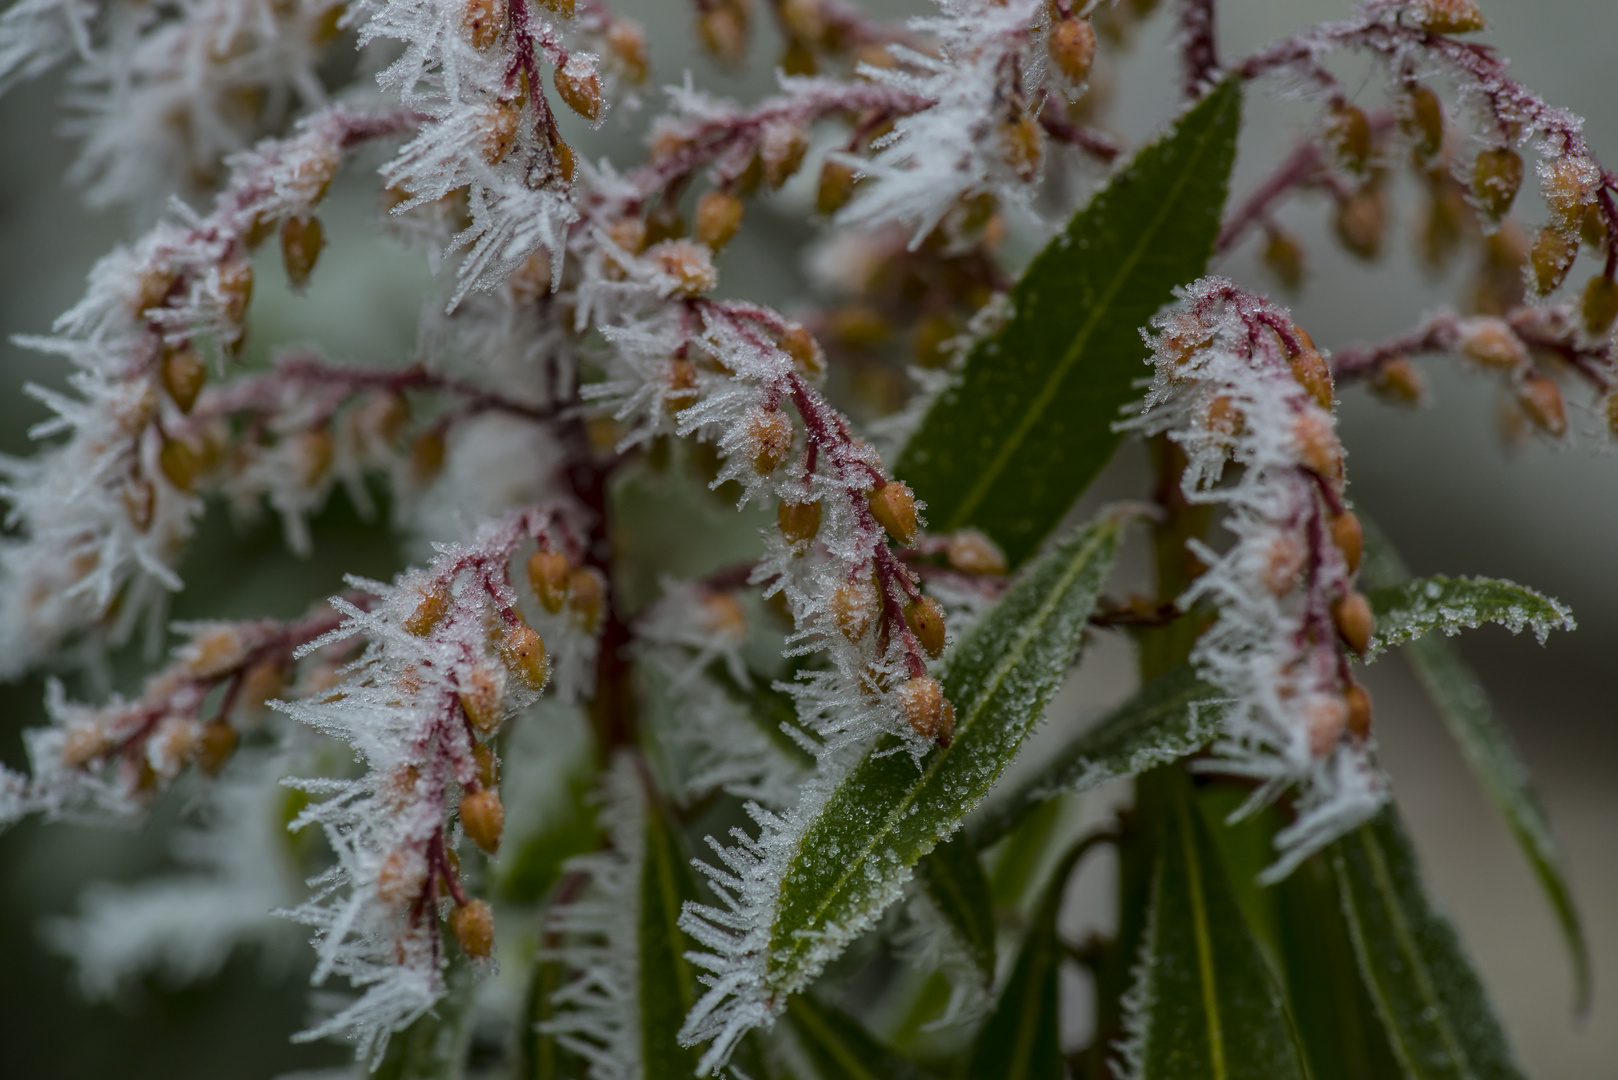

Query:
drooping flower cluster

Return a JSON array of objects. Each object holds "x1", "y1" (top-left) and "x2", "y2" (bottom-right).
[{"x1": 1132, "y1": 278, "x2": 1383, "y2": 877}]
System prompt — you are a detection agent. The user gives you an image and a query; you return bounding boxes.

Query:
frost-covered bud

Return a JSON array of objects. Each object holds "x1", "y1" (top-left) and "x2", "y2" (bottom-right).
[
  {"x1": 1306, "y1": 695, "x2": 1349, "y2": 758},
  {"x1": 904, "y1": 596, "x2": 947, "y2": 659},
  {"x1": 1263, "y1": 230, "x2": 1305, "y2": 290},
  {"x1": 1001, "y1": 113, "x2": 1045, "y2": 183},
  {"x1": 867, "y1": 482, "x2": 918, "y2": 545},
  {"x1": 473, "y1": 744, "x2": 498, "y2": 789},
  {"x1": 1332, "y1": 592, "x2": 1374, "y2": 656},
  {"x1": 357, "y1": 392, "x2": 411, "y2": 446},
  {"x1": 161, "y1": 344, "x2": 207, "y2": 414},
  {"x1": 1329, "y1": 511, "x2": 1364, "y2": 573},
  {"x1": 898, "y1": 676, "x2": 955, "y2": 746},
  {"x1": 217, "y1": 257, "x2": 253, "y2": 327},
  {"x1": 132, "y1": 266, "x2": 177, "y2": 317},
  {"x1": 1335, "y1": 185, "x2": 1386, "y2": 259},
  {"x1": 1261, "y1": 533, "x2": 1305, "y2": 595},
  {"x1": 281, "y1": 215, "x2": 324, "y2": 289},
  {"x1": 1402, "y1": 84, "x2": 1445, "y2": 161},
  {"x1": 479, "y1": 101, "x2": 523, "y2": 165},
  {"x1": 698, "y1": 0, "x2": 750, "y2": 65},
  {"x1": 500, "y1": 620, "x2": 548, "y2": 689},
  {"x1": 1204, "y1": 394, "x2": 1243, "y2": 444},
  {"x1": 780, "y1": 323, "x2": 826, "y2": 378},
  {"x1": 1344, "y1": 682, "x2": 1373, "y2": 740},
  {"x1": 196, "y1": 718, "x2": 239, "y2": 775},
  {"x1": 61, "y1": 724, "x2": 109, "y2": 768},
  {"x1": 237, "y1": 660, "x2": 286, "y2": 720},
  {"x1": 1516, "y1": 373, "x2": 1567, "y2": 436},
  {"x1": 123, "y1": 478, "x2": 156, "y2": 532},
  {"x1": 832, "y1": 577, "x2": 877, "y2": 641},
  {"x1": 1372, "y1": 357, "x2": 1425, "y2": 405},
  {"x1": 745, "y1": 407, "x2": 794, "y2": 475},
  {"x1": 568, "y1": 567, "x2": 607, "y2": 632},
  {"x1": 817, "y1": 159, "x2": 858, "y2": 215},
  {"x1": 459, "y1": 666, "x2": 506, "y2": 735},
  {"x1": 376, "y1": 849, "x2": 427, "y2": 908},
  {"x1": 777, "y1": 499, "x2": 822, "y2": 547},
  {"x1": 462, "y1": 0, "x2": 507, "y2": 50},
  {"x1": 1529, "y1": 227, "x2": 1576, "y2": 295},
  {"x1": 1288, "y1": 339, "x2": 1334, "y2": 409},
  {"x1": 295, "y1": 429, "x2": 336, "y2": 487},
  {"x1": 451, "y1": 898, "x2": 495, "y2": 958},
  {"x1": 461, "y1": 790, "x2": 505, "y2": 853},
  {"x1": 778, "y1": 0, "x2": 823, "y2": 41},
  {"x1": 1541, "y1": 158, "x2": 1600, "y2": 229},
  {"x1": 1459, "y1": 319, "x2": 1527, "y2": 369},
  {"x1": 1415, "y1": 0, "x2": 1485, "y2": 34},
  {"x1": 648, "y1": 241, "x2": 718, "y2": 296},
  {"x1": 607, "y1": 217, "x2": 649, "y2": 259},
  {"x1": 149, "y1": 717, "x2": 199, "y2": 776},
  {"x1": 404, "y1": 584, "x2": 451, "y2": 636},
  {"x1": 539, "y1": 0, "x2": 575, "y2": 14},
  {"x1": 1326, "y1": 104, "x2": 1371, "y2": 173},
  {"x1": 1049, "y1": 17, "x2": 1097, "y2": 83},
  {"x1": 1583, "y1": 275, "x2": 1618, "y2": 336},
  {"x1": 555, "y1": 57, "x2": 603, "y2": 122},
  {"x1": 527, "y1": 550, "x2": 571, "y2": 613},
  {"x1": 1472, "y1": 147, "x2": 1524, "y2": 219},
  {"x1": 184, "y1": 626, "x2": 251, "y2": 678},
  {"x1": 696, "y1": 191, "x2": 745, "y2": 250},
  {"x1": 761, "y1": 123, "x2": 809, "y2": 189},
  {"x1": 1291, "y1": 411, "x2": 1343, "y2": 480},
  {"x1": 946, "y1": 529, "x2": 1008, "y2": 575},
  {"x1": 412, "y1": 430, "x2": 447, "y2": 483},
  {"x1": 607, "y1": 20, "x2": 649, "y2": 83},
  {"x1": 665, "y1": 358, "x2": 701, "y2": 414}
]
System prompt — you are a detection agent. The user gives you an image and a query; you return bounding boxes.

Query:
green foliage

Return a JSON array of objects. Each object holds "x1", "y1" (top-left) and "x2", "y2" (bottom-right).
[
  {"x1": 786, "y1": 995, "x2": 930, "y2": 1080},
  {"x1": 918, "y1": 835, "x2": 997, "y2": 987},
  {"x1": 1364, "y1": 575, "x2": 1574, "y2": 659},
  {"x1": 641, "y1": 794, "x2": 706, "y2": 1080},
  {"x1": 897, "y1": 77, "x2": 1242, "y2": 566}
]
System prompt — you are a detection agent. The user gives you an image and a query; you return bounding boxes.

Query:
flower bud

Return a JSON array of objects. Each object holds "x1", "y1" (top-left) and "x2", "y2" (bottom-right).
[
  {"x1": 123, "y1": 477, "x2": 156, "y2": 532},
  {"x1": 161, "y1": 344, "x2": 207, "y2": 414},
  {"x1": 149, "y1": 716, "x2": 198, "y2": 776},
  {"x1": 1516, "y1": 373, "x2": 1566, "y2": 436},
  {"x1": 196, "y1": 718, "x2": 239, "y2": 775},
  {"x1": 698, "y1": 2, "x2": 749, "y2": 65},
  {"x1": 132, "y1": 266, "x2": 177, "y2": 317},
  {"x1": 1332, "y1": 592, "x2": 1374, "y2": 656},
  {"x1": 1402, "y1": 84, "x2": 1445, "y2": 160},
  {"x1": 1262, "y1": 533, "x2": 1305, "y2": 595},
  {"x1": 1288, "y1": 343, "x2": 1334, "y2": 410},
  {"x1": 411, "y1": 429, "x2": 446, "y2": 483},
  {"x1": 460, "y1": 666, "x2": 506, "y2": 734},
  {"x1": 695, "y1": 190, "x2": 745, "y2": 250},
  {"x1": 778, "y1": 498, "x2": 822, "y2": 547},
  {"x1": 898, "y1": 675, "x2": 954, "y2": 746},
  {"x1": 555, "y1": 57, "x2": 603, "y2": 122},
  {"x1": 1529, "y1": 226, "x2": 1575, "y2": 295},
  {"x1": 462, "y1": 0, "x2": 506, "y2": 48},
  {"x1": 1583, "y1": 275, "x2": 1618, "y2": 336},
  {"x1": 376, "y1": 849, "x2": 426, "y2": 908},
  {"x1": 760, "y1": 123, "x2": 809, "y2": 188},
  {"x1": 904, "y1": 596, "x2": 947, "y2": 659},
  {"x1": 568, "y1": 566, "x2": 607, "y2": 632},
  {"x1": 1344, "y1": 682, "x2": 1373, "y2": 740},
  {"x1": 61, "y1": 724, "x2": 109, "y2": 768},
  {"x1": 404, "y1": 583, "x2": 450, "y2": 636},
  {"x1": 280, "y1": 214, "x2": 324, "y2": 289},
  {"x1": 1307, "y1": 695, "x2": 1349, "y2": 758},
  {"x1": 1458, "y1": 319, "x2": 1527, "y2": 370},
  {"x1": 816, "y1": 158, "x2": 858, "y2": 215},
  {"x1": 160, "y1": 437, "x2": 200, "y2": 491},
  {"x1": 1416, "y1": 0, "x2": 1484, "y2": 34},
  {"x1": 500, "y1": 619, "x2": 548, "y2": 689},
  {"x1": 1472, "y1": 147, "x2": 1523, "y2": 219},
  {"x1": 665, "y1": 357, "x2": 700, "y2": 414},
  {"x1": 538, "y1": 0, "x2": 574, "y2": 13},
  {"x1": 946, "y1": 530, "x2": 1007, "y2": 575},
  {"x1": 1329, "y1": 510, "x2": 1364, "y2": 573},
  {"x1": 832, "y1": 577, "x2": 877, "y2": 641},
  {"x1": 527, "y1": 549, "x2": 571, "y2": 613},
  {"x1": 780, "y1": 323, "x2": 826, "y2": 378},
  {"x1": 1291, "y1": 411, "x2": 1343, "y2": 480},
  {"x1": 460, "y1": 789, "x2": 505, "y2": 853},
  {"x1": 745, "y1": 406, "x2": 794, "y2": 475},
  {"x1": 1372, "y1": 357, "x2": 1425, "y2": 405},
  {"x1": 479, "y1": 100, "x2": 522, "y2": 165},
  {"x1": 648, "y1": 240, "x2": 718, "y2": 296},
  {"x1": 236, "y1": 659, "x2": 286, "y2": 721},
  {"x1": 295, "y1": 428, "x2": 336, "y2": 487},
  {"x1": 607, "y1": 19, "x2": 649, "y2": 82},
  {"x1": 1263, "y1": 229, "x2": 1304, "y2": 290},
  {"x1": 1327, "y1": 104, "x2": 1371, "y2": 172},
  {"x1": 1001, "y1": 113, "x2": 1044, "y2": 183},
  {"x1": 473, "y1": 743, "x2": 498, "y2": 789},
  {"x1": 1580, "y1": 203, "x2": 1608, "y2": 249},
  {"x1": 450, "y1": 898, "x2": 495, "y2": 958},
  {"x1": 1335, "y1": 185, "x2": 1386, "y2": 259},
  {"x1": 867, "y1": 481, "x2": 918, "y2": 545},
  {"x1": 552, "y1": 135, "x2": 578, "y2": 183},
  {"x1": 1049, "y1": 17, "x2": 1096, "y2": 83},
  {"x1": 1541, "y1": 157, "x2": 1599, "y2": 229},
  {"x1": 1205, "y1": 394, "x2": 1243, "y2": 443}
]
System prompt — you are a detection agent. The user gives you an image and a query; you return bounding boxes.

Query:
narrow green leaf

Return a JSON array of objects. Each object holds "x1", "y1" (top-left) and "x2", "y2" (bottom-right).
[
  {"x1": 1119, "y1": 773, "x2": 1306, "y2": 1080},
  {"x1": 1330, "y1": 809, "x2": 1526, "y2": 1080},
  {"x1": 641, "y1": 794, "x2": 705, "y2": 1080},
  {"x1": 787, "y1": 994, "x2": 932, "y2": 1080},
  {"x1": 1364, "y1": 575, "x2": 1574, "y2": 659},
  {"x1": 971, "y1": 664, "x2": 1226, "y2": 848},
  {"x1": 766, "y1": 516, "x2": 1121, "y2": 993},
  {"x1": 918, "y1": 834, "x2": 997, "y2": 986},
  {"x1": 500, "y1": 761, "x2": 600, "y2": 903},
  {"x1": 521, "y1": 954, "x2": 590, "y2": 1080},
  {"x1": 1360, "y1": 527, "x2": 1589, "y2": 1010},
  {"x1": 707, "y1": 658, "x2": 818, "y2": 768},
  {"x1": 897, "y1": 78, "x2": 1242, "y2": 566},
  {"x1": 987, "y1": 794, "x2": 1066, "y2": 909}
]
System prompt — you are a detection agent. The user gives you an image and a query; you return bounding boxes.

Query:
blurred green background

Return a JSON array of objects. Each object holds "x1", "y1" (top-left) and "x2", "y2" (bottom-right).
[{"x1": 2, "y1": 1, "x2": 1615, "y2": 1076}]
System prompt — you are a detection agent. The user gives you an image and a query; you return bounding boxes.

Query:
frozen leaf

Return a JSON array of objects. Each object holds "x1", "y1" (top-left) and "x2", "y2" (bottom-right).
[
  {"x1": 786, "y1": 994, "x2": 933, "y2": 1080},
  {"x1": 918, "y1": 834, "x2": 997, "y2": 989},
  {"x1": 1364, "y1": 576, "x2": 1575, "y2": 659}
]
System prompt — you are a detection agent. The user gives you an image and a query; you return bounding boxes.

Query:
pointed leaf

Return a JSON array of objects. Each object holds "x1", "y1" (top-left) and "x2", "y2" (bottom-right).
[
  {"x1": 641, "y1": 795, "x2": 706, "y2": 1080},
  {"x1": 987, "y1": 794, "x2": 1067, "y2": 909},
  {"x1": 897, "y1": 78, "x2": 1242, "y2": 566},
  {"x1": 1364, "y1": 575, "x2": 1574, "y2": 659},
  {"x1": 1118, "y1": 774, "x2": 1306, "y2": 1080},
  {"x1": 522, "y1": 954, "x2": 590, "y2": 1080},
  {"x1": 1329, "y1": 809, "x2": 1527, "y2": 1080},
  {"x1": 787, "y1": 994, "x2": 933, "y2": 1080},
  {"x1": 972, "y1": 664, "x2": 1226, "y2": 848},
  {"x1": 766, "y1": 516, "x2": 1120, "y2": 995},
  {"x1": 919, "y1": 834, "x2": 997, "y2": 986}
]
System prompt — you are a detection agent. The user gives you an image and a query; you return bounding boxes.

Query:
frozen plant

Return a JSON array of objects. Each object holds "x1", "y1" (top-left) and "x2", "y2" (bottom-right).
[{"x1": 0, "y1": 0, "x2": 1607, "y2": 1076}]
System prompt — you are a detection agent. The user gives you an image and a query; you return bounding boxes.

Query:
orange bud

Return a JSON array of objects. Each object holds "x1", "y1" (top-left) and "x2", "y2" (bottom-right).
[
  {"x1": 459, "y1": 666, "x2": 506, "y2": 734},
  {"x1": 698, "y1": 3, "x2": 748, "y2": 65},
  {"x1": 159, "y1": 437, "x2": 199, "y2": 491},
  {"x1": 1332, "y1": 592, "x2": 1374, "y2": 656},
  {"x1": 280, "y1": 215, "x2": 324, "y2": 288},
  {"x1": 1261, "y1": 533, "x2": 1305, "y2": 595},
  {"x1": 1335, "y1": 184, "x2": 1386, "y2": 259},
  {"x1": 746, "y1": 407, "x2": 794, "y2": 475},
  {"x1": 1416, "y1": 0, "x2": 1484, "y2": 34},
  {"x1": 778, "y1": 499, "x2": 822, "y2": 547},
  {"x1": 1372, "y1": 357, "x2": 1424, "y2": 405},
  {"x1": 1472, "y1": 146, "x2": 1523, "y2": 218},
  {"x1": 1263, "y1": 230, "x2": 1305, "y2": 290},
  {"x1": 1516, "y1": 373, "x2": 1566, "y2": 436},
  {"x1": 473, "y1": 743, "x2": 498, "y2": 789},
  {"x1": 404, "y1": 584, "x2": 450, "y2": 636},
  {"x1": 1327, "y1": 104, "x2": 1372, "y2": 172},
  {"x1": 1402, "y1": 84, "x2": 1445, "y2": 161},
  {"x1": 1049, "y1": 17, "x2": 1097, "y2": 83},
  {"x1": 1344, "y1": 682, "x2": 1373, "y2": 740},
  {"x1": 461, "y1": 0, "x2": 507, "y2": 50},
  {"x1": 867, "y1": 482, "x2": 918, "y2": 545},
  {"x1": 555, "y1": 58, "x2": 602, "y2": 122},
  {"x1": 377, "y1": 849, "x2": 426, "y2": 908},
  {"x1": 832, "y1": 577, "x2": 877, "y2": 641},
  {"x1": 161, "y1": 344, "x2": 207, "y2": 414},
  {"x1": 695, "y1": 190, "x2": 745, "y2": 250},
  {"x1": 460, "y1": 789, "x2": 505, "y2": 853},
  {"x1": 904, "y1": 596, "x2": 947, "y2": 659},
  {"x1": 196, "y1": 718, "x2": 239, "y2": 775},
  {"x1": 1329, "y1": 511, "x2": 1364, "y2": 573},
  {"x1": 1459, "y1": 319, "x2": 1527, "y2": 370},
  {"x1": 479, "y1": 100, "x2": 522, "y2": 165},
  {"x1": 648, "y1": 240, "x2": 718, "y2": 296},
  {"x1": 450, "y1": 898, "x2": 495, "y2": 958},
  {"x1": 780, "y1": 323, "x2": 826, "y2": 378},
  {"x1": 218, "y1": 256, "x2": 253, "y2": 325},
  {"x1": 295, "y1": 428, "x2": 335, "y2": 487},
  {"x1": 665, "y1": 357, "x2": 701, "y2": 414},
  {"x1": 1529, "y1": 226, "x2": 1576, "y2": 295},
  {"x1": 1291, "y1": 411, "x2": 1343, "y2": 479},
  {"x1": 411, "y1": 429, "x2": 446, "y2": 483},
  {"x1": 568, "y1": 566, "x2": 607, "y2": 632},
  {"x1": 1542, "y1": 157, "x2": 1599, "y2": 229},
  {"x1": 1001, "y1": 113, "x2": 1044, "y2": 183},
  {"x1": 60, "y1": 724, "x2": 109, "y2": 768},
  {"x1": 1288, "y1": 344, "x2": 1334, "y2": 410},
  {"x1": 537, "y1": 0, "x2": 574, "y2": 14},
  {"x1": 500, "y1": 619, "x2": 548, "y2": 689},
  {"x1": 527, "y1": 549, "x2": 571, "y2": 613},
  {"x1": 552, "y1": 136, "x2": 578, "y2": 183},
  {"x1": 898, "y1": 675, "x2": 954, "y2": 746},
  {"x1": 1584, "y1": 275, "x2": 1618, "y2": 336},
  {"x1": 946, "y1": 530, "x2": 1007, "y2": 576},
  {"x1": 816, "y1": 159, "x2": 858, "y2": 215},
  {"x1": 1307, "y1": 695, "x2": 1350, "y2": 758},
  {"x1": 606, "y1": 19, "x2": 649, "y2": 83},
  {"x1": 760, "y1": 124, "x2": 809, "y2": 189}
]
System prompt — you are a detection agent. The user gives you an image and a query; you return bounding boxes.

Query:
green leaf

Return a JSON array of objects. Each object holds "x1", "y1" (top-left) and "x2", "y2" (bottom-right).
[
  {"x1": 374, "y1": 957, "x2": 477, "y2": 1080},
  {"x1": 971, "y1": 664, "x2": 1226, "y2": 848},
  {"x1": 897, "y1": 77, "x2": 1242, "y2": 566},
  {"x1": 500, "y1": 767, "x2": 600, "y2": 902},
  {"x1": 787, "y1": 994, "x2": 932, "y2": 1080},
  {"x1": 987, "y1": 794, "x2": 1067, "y2": 909},
  {"x1": 1364, "y1": 575, "x2": 1574, "y2": 659},
  {"x1": 641, "y1": 793, "x2": 705, "y2": 1080},
  {"x1": 918, "y1": 834, "x2": 997, "y2": 986},
  {"x1": 765, "y1": 515, "x2": 1121, "y2": 996},
  {"x1": 1119, "y1": 773, "x2": 1306, "y2": 1080},
  {"x1": 1360, "y1": 528, "x2": 1589, "y2": 1010},
  {"x1": 1329, "y1": 809, "x2": 1527, "y2": 1080},
  {"x1": 521, "y1": 954, "x2": 590, "y2": 1080},
  {"x1": 707, "y1": 658, "x2": 818, "y2": 768}
]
